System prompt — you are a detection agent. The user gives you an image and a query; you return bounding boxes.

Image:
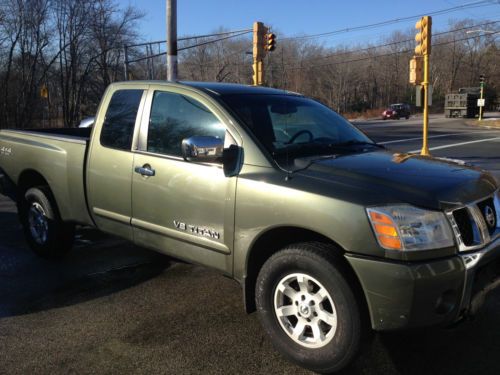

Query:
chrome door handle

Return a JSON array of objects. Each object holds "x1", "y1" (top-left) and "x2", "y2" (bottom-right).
[{"x1": 134, "y1": 165, "x2": 155, "y2": 177}]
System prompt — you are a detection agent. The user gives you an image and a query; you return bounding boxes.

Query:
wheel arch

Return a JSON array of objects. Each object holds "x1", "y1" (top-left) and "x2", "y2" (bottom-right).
[
  {"x1": 16, "y1": 170, "x2": 60, "y2": 215},
  {"x1": 242, "y1": 226, "x2": 368, "y2": 317}
]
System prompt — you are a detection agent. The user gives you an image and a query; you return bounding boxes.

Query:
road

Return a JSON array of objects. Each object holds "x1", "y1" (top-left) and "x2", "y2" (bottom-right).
[
  {"x1": 355, "y1": 113, "x2": 500, "y2": 180},
  {"x1": 1, "y1": 116, "x2": 500, "y2": 375}
]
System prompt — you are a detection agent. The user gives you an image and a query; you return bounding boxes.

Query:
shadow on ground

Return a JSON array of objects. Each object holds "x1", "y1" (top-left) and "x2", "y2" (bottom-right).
[
  {"x1": 338, "y1": 289, "x2": 500, "y2": 375},
  {"x1": 0, "y1": 211, "x2": 171, "y2": 318}
]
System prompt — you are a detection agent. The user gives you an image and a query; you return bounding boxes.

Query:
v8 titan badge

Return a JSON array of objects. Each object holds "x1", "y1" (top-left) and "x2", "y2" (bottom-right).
[{"x1": 173, "y1": 220, "x2": 220, "y2": 240}]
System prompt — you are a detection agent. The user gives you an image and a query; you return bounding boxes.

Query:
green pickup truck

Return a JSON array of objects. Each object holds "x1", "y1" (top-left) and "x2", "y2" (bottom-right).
[{"x1": 1, "y1": 81, "x2": 499, "y2": 373}]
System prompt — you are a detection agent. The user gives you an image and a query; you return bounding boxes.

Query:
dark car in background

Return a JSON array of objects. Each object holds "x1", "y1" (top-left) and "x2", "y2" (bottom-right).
[{"x1": 382, "y1": 103, "x2": 411, "y2": 120}]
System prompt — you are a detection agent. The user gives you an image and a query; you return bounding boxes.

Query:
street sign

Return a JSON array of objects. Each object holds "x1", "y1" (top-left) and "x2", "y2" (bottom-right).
[
  {"x1": 415, "y1": 84, "x2": 433, "y2": 107},
  {"x1": 477, "y1": 98, "x2": 485, "y2": 107}
]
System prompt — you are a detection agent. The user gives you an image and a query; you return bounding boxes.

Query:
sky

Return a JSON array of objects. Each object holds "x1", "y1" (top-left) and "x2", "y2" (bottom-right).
[{"x1": 121, "y1": 0, "x2": 500, "y2": 47}]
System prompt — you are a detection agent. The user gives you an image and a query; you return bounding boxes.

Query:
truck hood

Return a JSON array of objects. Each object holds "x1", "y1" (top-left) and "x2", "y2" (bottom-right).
[{"x1": 296, "y1": 150, "x2": 498, "y2": 210}]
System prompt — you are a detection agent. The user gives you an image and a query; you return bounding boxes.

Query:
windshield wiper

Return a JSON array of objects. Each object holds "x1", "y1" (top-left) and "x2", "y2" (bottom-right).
[
  {"x1": 276, "y1": 154, "x2": 338, "y2": 180},
  {"x1": 335, "y1": 140, "x2": 385, "y2": 149}
]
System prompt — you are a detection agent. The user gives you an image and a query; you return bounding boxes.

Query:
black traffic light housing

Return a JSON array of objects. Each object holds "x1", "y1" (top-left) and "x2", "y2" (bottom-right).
[{"x1": 265, "y1": 32, "x2": 276, "y2": 52}]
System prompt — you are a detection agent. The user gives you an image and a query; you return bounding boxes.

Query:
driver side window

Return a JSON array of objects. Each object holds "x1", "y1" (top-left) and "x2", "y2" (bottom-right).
[{"x1": 147, "y1": 91, "x2": 226, "y2": 156}]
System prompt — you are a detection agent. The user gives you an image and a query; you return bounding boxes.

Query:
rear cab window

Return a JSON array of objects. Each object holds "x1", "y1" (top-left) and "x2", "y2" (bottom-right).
[{"x1": 100, "y1": 89, "x2": 144, "y2": 150}]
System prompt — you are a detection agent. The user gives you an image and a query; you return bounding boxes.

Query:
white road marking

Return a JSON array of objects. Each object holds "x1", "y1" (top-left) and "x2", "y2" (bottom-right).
[
  {"x1": 379, "y1": 131, "x2": 500, "y2": 145},
  {"x1": 408, "y1": 136, "x2": 500, "y2": 153}
]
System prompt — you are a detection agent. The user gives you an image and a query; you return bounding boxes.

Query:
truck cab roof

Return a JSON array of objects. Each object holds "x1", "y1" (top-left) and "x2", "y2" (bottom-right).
[{"x1": 110, "y1": 80, "x2": 301, "y2": 97}]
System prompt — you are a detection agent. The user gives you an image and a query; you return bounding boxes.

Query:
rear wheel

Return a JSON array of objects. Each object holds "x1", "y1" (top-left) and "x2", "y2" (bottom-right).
[
  {"x1": 19, "y1": 186, "x2": 74, "y2": 259},
  {"x1": 255, "y1": 243, "x2": 362, "y2": 373}
]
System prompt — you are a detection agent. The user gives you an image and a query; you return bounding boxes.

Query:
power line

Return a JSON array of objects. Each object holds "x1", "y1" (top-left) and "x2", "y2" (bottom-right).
[
  {"x1": 284, "y1": 30, "x2": 500, "y2": 71},
  {"x1": 288, "y1": 20, "x2": 500, "y2": 64},
  {"x1": 179, "y1": 30, "x2": 251, "y2": 51},
  {"x1": 179, "y1": 22, "x2": 499, "y2": 69},
  {"x1": 126, "y1": 28, "x2": 252, "y2": 49},
  {"x1": 128, "y1": 30, "x2": 252, "y2": 63},
  {"x1": 281, "y1": 0, "x2": 494, "y2": 41},
  {"x1": 179, "y1": 29, "x2": 252, "y2": 41}
]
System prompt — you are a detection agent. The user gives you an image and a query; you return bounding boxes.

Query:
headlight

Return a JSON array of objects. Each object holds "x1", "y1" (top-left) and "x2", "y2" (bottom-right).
[{"x1": 366, "y1": 205, "x2": 454, "y2": 251}]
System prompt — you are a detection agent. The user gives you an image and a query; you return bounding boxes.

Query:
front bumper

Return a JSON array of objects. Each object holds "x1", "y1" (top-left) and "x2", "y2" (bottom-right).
[{"x1": 346, "y1": 237, "x2": 500, "y2": 331}]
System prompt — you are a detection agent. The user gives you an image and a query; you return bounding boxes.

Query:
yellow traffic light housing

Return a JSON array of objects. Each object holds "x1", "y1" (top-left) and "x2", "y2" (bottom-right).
[
  {"x1": 40, "y1": 85, "x2": 48, "y2": 99},
  {"x1": 252, "y1": 22, "x2": 276, "y2": 85},
  {"x1": 253, "y1": 22, "x2": 267, "y2": 60},
  {"x1": 409, "y1": 56, "x2": 423, "y2": 85},
  {"x1": 265, "y1": 32, "x2": 276, "y2": 52},
  {"x1": 415, "y1": 16, "x2": 431, "y2": 55},
  {"x1": 252, "y1": 22, "x2": 269, "y2": 86}
]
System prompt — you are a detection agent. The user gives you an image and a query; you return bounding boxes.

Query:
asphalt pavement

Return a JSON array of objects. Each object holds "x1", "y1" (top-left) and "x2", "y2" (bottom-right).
[
  {"x1": 355, "y1": 113, "x2": 500, "y2": 180},
  {"x1": 1, "y1": 115, "x2": 500, "y2": 374}
]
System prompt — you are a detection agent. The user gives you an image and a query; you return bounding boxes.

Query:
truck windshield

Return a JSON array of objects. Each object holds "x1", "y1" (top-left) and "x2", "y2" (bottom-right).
[{"x1": 221, "y1": 94, "x2": 375, "y2": 160}]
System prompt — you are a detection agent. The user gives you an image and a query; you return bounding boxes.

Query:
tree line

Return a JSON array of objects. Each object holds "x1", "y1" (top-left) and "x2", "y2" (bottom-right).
[
  {"x1": 0, "y1": 0, "x2": 142, "y2": 128},
  {"x1": 177, "y1": 19, "x2": 499, "y2": 116},
  {"x1": 0, "y1": 2, "x2": 498, "y2": 129}
]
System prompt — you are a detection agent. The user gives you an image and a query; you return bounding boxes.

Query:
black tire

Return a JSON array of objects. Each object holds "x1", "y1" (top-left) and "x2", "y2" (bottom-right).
[
  {"x1": 19, "y1": 186, "x2": 74, "y2": 259},
  {"x1": 255, "y1": 242, "x2": 362, "y2": 374}
]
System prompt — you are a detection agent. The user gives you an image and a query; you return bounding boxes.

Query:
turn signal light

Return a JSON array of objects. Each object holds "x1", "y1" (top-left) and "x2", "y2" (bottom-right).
[{"x1": 368, "y1": 210, "x2": 402, "y2": 250}]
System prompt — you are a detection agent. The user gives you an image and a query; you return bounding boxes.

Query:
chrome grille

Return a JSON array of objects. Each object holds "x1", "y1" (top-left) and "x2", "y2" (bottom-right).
[
  {"x1": 447, "y1": 191, "x2": 500, "y2": 252},
  {"x1": 451, "y1": 208, "x2": 475, "y2": 246}
]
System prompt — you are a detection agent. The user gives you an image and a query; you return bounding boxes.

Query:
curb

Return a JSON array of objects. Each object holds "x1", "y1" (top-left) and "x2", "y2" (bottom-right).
[{"x1": 465, "y1": 120, "x2": 500, "y2": 129}]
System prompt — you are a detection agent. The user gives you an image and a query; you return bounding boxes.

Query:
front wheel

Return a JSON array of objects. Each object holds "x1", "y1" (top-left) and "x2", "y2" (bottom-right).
[
  {"x1": 255, "y1": 243, "x2": 362, "y2": 373},
  {"x1": 19, "y1": 186, "x2": 74, "y2": 259}
]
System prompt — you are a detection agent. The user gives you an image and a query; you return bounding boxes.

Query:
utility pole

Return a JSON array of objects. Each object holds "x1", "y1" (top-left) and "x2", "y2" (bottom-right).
[
  {"x1": 123, "y1": 45, "x2": 129, "y2": 80},
  {"x1": 414, "y1": 16, "x2": 432, "y2": 156},
  {"x1": 479, "y1": 74, "x2": 485, "y2": 121},
  {"x1": 167, "y1": 0, "x2": 177, "y2": 81}
]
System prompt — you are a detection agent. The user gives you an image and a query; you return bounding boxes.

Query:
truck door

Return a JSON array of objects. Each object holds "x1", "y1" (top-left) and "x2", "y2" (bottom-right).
[
  {"x1": 87, "y1": 86, "x2": 147, "y2": 240},
  {"x1": 131, "y1": 87, "x2": 239, "y2": 273}
]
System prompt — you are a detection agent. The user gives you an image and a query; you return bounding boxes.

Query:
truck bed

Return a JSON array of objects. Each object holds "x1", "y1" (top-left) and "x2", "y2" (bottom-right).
[
  {"x1": 11, "y1": 127, "x2": 92, "y2": 140},
  {"x1": 0, "y1": 128, "x2": 94, "y2": 226}
]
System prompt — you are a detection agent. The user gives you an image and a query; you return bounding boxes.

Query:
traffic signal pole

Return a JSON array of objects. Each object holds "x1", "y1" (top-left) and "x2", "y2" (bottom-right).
[
  {"x1": 252, "y1": 22, "x2": 265, "y2": 86},
  {"x1": 252, "y1": 22, "x2": 276, "y2": 86},
  {"x1": 421, "y1": 53, "x2": 430, "y2": 156},
  {"x1": 414, "y1": 16, "x2": 432, "y2": 156},
  {"x1": 479, "y1": 78, "x2": 485, "y2": 121}
]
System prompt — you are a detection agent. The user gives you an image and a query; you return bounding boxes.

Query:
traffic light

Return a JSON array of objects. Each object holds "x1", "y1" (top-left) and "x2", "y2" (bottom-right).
[
  {"x1": 409, "y1": 56, "x2": 423, "y2": 85},
  {"x1": 40, "y1": 85, "x2": 48, "y2": 98},
  {"x1": 479, "y1": 74, "x2": 485, "y2": 84},
  {"x1": 253, "y1": 22, "x2": 267, "y2": 60},
  {"x1": 415, "y1": 16, "x2": 432, "y2": 55},
  {"x1": 265, "y1": 32, "x2": 276, "y2": 52}
]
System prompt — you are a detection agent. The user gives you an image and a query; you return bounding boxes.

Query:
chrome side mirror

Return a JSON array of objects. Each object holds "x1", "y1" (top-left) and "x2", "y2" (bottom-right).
[
  {"x1": 182, "y1": 136, "x2": 224, "y2": 163},
  {"x1": 78, "y1": 117, "x2": 95, "y2": 128}
]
